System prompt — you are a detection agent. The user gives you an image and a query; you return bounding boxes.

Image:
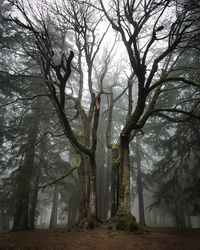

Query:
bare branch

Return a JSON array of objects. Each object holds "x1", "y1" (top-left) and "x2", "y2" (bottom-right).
[
  {"x1": 151, "y1": 108, "x2": 200, "y2": 120},
  {"x1": 149, "y1": 77, "x2": 200, "y2": 93},
  {"x1": 0, "y1": 94, "x2": 50, "y2": 109},
  {"x1": 37, "y1": 166, "x2": 77, "y2": 189}
]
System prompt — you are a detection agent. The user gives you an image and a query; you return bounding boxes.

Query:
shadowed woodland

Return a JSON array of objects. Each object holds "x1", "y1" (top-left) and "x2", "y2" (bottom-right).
[{"x1": 0, "y1": 0, "x2": 200, "y2": 248}]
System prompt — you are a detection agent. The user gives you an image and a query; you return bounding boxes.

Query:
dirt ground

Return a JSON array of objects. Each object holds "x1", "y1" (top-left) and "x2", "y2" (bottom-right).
[{"x1": 0, "y1": 228, "x2": 200, "y2": 250}]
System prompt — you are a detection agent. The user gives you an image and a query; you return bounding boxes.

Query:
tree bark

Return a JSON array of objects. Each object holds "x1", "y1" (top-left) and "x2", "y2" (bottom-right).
[
  {"x1": 88, "y1": 155, "x2": 97, "y2": 219},
  {"x1": 110, "y1": 145, "x2": 120, "y2": 217},
  {"x1": 49, "y1": 185, "x2": 59, "y2": 229},
  {"x1": 77, "y1": 154, "x2": 88, "y2": 221},
  {"x1": 29, "y1": 175, "x2": 39, "y2": 230},
  {"x1": 12, "y1": 140, "x2": 35, "y2": 231},
  {"x1": 13, "y1": 173, "x2": 30, "y2": 230},
  {"x1": 117, "y1": 135, "x2": 130, "y2": 215},
  {"x1": 67, "y1": 195, "x2": 78, "y2": 227},
  {"x1": 1, "y1": 211, "x2": 10, "y2": 231},
  {"x1": 135, "y1": 139, "x2": 146, "y2": 226},
  {"x1": 12, "y1": 101, "x2": 41, "y2": 231},
  {"x1": 103, "y1": 149, "x2": 112, "y2": 221}
]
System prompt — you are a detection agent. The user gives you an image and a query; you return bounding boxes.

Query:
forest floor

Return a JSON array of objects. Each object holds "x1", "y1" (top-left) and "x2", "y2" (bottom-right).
[{"x1": 0, "y1": 227, "x2": 200, "y2": 250}]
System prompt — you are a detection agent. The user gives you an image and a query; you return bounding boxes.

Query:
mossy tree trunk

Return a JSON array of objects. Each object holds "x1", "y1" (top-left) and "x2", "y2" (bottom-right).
[
  {"x1": 110, "y1": 145, "x2": 120, "y2": 217},
  {"x1": 117, "y1": 135, "x2": 131, "y2": 216},
  {"x1": 88, "y1": 156, "x2": 97, "y2": 219}
]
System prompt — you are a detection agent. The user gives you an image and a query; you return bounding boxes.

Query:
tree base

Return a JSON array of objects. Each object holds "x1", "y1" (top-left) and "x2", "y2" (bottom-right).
[
  {"x1": 106, "y1": 214, "x2": 140, "y2": 232},
  {"x1": 76, "y1": 216, "x2": 99, "y2": 230}
]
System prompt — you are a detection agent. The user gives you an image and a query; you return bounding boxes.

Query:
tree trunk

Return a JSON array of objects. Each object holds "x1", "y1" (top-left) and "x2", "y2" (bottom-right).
[
  {"x1": 12, "y1": 147, "x2": 35, "y2": 231},
  {"x1": 67, "y1": 195, "x2": 78, "y2": 227},
  {"x1": 49, "y1": 185, "x2": 59, "y2": 229},
  {"x1": 186, "y1": 213, "x2": 192, "y2": 228},
  {"x1": 117, "y1": 135, "x2": 130, "y2": 215},
  {"x1": 110, "y1": 145, "x2": 120, "y2": 217},
  {"x1": 1, "y1": 211, "x2": 10, "y2": 231},
  {"x1": 179, "y1": 202, "x2": 187, "y2": 231},
  {"x1": 77, "y1": 154, "x2": 88, "y2": 221},
  {"x1": 97, "y1": 159, "x2": 103, "y2": 221},
  {"x1": 104, "y1": 149, "x2": 112, "y2": 221},
  {"x1": 13, "y1": 173, "x2": 30, "y2": 231},
  {"x1": 136, "y1": 140, "x2": 146, "y2": 226},
  {"x1": 102, "y1": 163, "x2": 109, "y2": 221},
  {"x1": 88, "y1": 155, "x2": 97, "y2": 219},
  {"x1": 12, "y1": 101, "x2": 41, "y2": 231},
  {"x1": 77, "y1": 152, "x2": 98, "y2": 226},
  {"x1": 29, "y1": 138, "x2": 46, "y2": 229},
  {"x1": 29, "y1": 175, "x2": 39, "y2": 229},
  {"x1": 175, "y1": 200, "x2": 187, "y2": 231}
]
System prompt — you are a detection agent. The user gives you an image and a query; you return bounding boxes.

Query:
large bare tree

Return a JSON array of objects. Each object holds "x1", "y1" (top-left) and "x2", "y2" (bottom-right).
[
  {"x1": 99, "y1": 0, "x2": 200, "y2": 219},
  {"x1": 4, "y1": 0, "x2": 200, "y2": 231},
  {"x1": 6, "y1": 0, "x2": 108, "y2": 226}
]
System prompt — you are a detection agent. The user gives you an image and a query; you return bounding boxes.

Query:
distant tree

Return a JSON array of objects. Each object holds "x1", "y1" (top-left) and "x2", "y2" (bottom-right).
[
  {"x1": 12, "y1": 100, "x2": 43, "y2": 231},
  {"x1": 151, "y1": 119, "x2": 200, "y2": 229},
  {"x1": 49, "y1": 185, "x2": 59, "y2": 229}
]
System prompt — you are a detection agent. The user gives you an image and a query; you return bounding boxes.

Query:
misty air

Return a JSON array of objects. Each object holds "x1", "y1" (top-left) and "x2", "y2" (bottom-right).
[{"x1": 0, "y1": 0, "x2": 200, "y2": 249}]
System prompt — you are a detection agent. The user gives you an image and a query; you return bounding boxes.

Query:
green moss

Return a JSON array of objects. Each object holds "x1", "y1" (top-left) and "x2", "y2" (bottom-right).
[
  {"x1": 75, "y1": 154, "x2": 81, "y2": 167},
  {"x1": 111, "y1": 144, "x2": 120, "y2": 166},
  {"x1": 77, "y1": 216, "x2": 97, "y2": 230},
  {"x1": 106, "y1": 214, "x2": 139, "y2": 232},
  {"x1": 111, "y1": 143, "x2": 119, "y2": 150},
  {"x1": 76, "y1": 134, "x2": 85, "y2": 144}
]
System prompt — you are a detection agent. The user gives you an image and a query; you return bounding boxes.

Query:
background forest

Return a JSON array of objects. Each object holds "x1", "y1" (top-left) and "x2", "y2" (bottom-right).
[{"x1": 0, "y1": 0, "x2": 200, "y2": 233}]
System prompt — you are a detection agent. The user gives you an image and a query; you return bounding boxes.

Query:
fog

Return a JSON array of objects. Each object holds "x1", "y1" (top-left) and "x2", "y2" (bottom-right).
[{"x1": 0, "y1": 0, "x2": 200, "y2": 236}]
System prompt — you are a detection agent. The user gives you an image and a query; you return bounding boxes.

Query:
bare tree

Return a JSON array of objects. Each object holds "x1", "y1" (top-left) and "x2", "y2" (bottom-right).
[
  {"x1": 99, "y1": 0, "x2": 200, "y2": 219},
  {"x1": 6, "y1": 0, "x2": 109, "y2": 225},
  {"x1": 5, "y1": 0, "x2": 200, "y2": 231}
]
